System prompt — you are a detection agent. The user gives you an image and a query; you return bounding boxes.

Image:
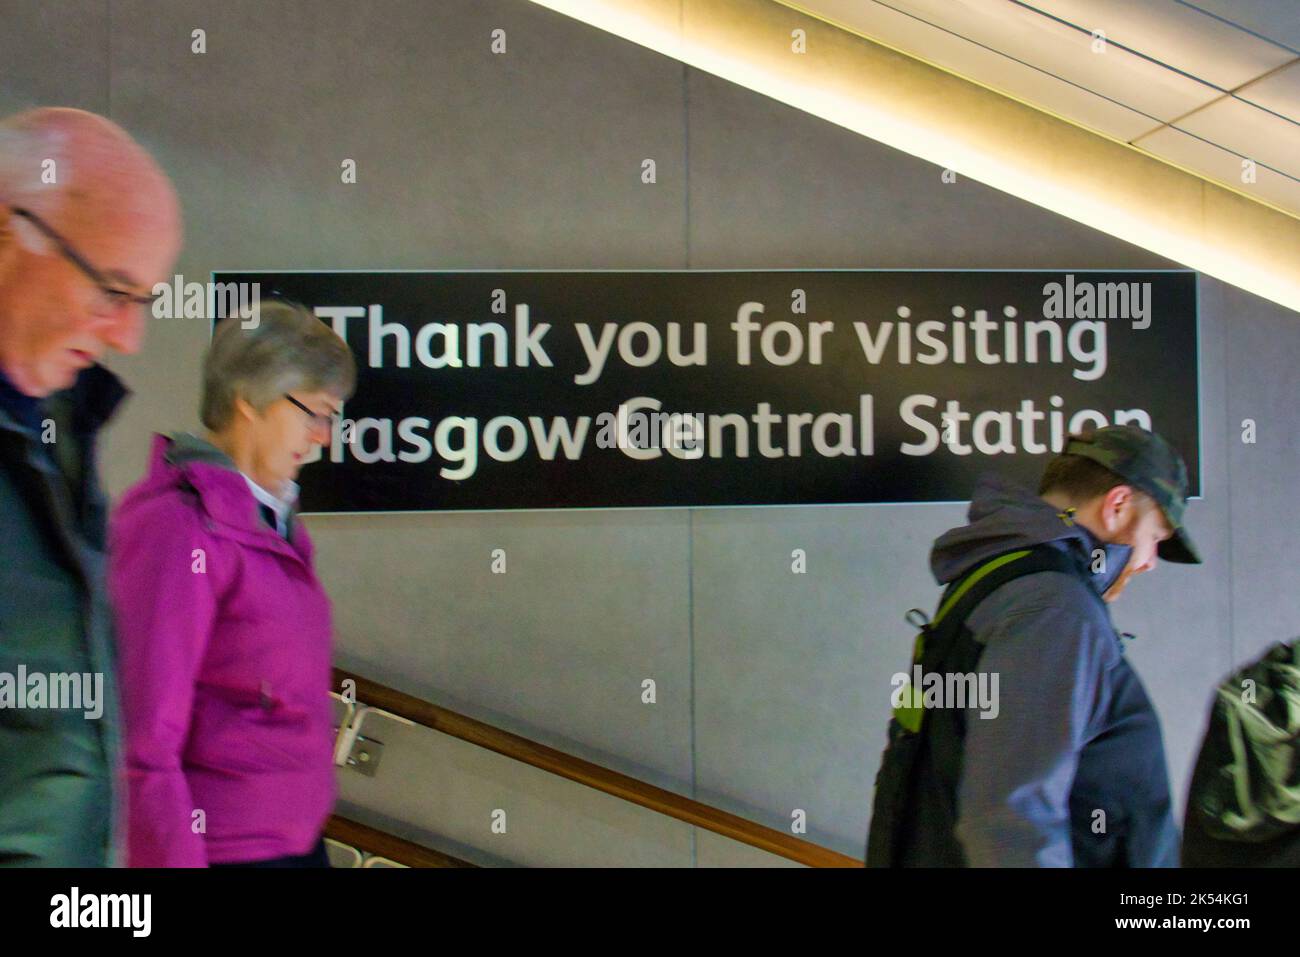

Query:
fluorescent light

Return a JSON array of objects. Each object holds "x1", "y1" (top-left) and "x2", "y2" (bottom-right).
[{"x1": 526, "y1": 0, "x2": 1300, "y2": 314}]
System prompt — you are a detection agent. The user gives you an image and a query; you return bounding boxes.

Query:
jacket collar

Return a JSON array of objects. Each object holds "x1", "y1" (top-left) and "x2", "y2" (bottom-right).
[
  {"x1": 1058, "y1": 513, "x2": 1131, "y2": 599},
  {"x1": 68, "y1": 364, "x2": 129, "y2": 434},
  {"x1": 151, "y1": 433, "x2": 311, "y2": 563},
  {"x1": 0, "y1": 367, "x2": 43, "y2": 432},
  {"x1": 0, "y1": 363, "x2": 128, "y2": 436}
]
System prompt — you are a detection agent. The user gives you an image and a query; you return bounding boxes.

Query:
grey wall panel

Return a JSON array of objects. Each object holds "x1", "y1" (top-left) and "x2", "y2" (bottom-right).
[
  {"x1": 335, "y1": 710, "x2": 694, "y2": 867},
  {"x1": 106, "y1": 0, "x2": 688, "y2": 272},
  {"x1": 0, "y1": 1, "x2": 110, "y2": 115},
  {"x1": 1223, "y1": 281, "x2": 1300, "y2": 663},
  {"x1": 694, "y1": 827, "x2": 805, "y2": 867},
  {"x1": 311, "y1": 508, "x2": 695, "y2": 792}
]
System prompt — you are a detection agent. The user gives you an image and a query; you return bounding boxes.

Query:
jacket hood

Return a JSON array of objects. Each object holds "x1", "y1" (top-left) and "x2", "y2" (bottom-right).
[
  {"x1": 136, "y1": 433, "x2": 309, "y2": 561},
  {"x1": 930, "y1": 473, "x2": 1132, "y2": 597},
  {"x1": 164, "y1": 431, "x2": 239, "y2": 470}
]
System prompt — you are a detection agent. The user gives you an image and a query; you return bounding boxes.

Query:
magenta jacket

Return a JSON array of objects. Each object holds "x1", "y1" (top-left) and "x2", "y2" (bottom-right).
[{"x1": 109, "y1": 433, "x2": 337, "y2": 867}]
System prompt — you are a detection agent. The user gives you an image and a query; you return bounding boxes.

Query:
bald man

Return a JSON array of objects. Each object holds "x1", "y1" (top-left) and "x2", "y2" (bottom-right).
[{"x1": 0, "y1": 108, "x2": 181, "y2": 866}]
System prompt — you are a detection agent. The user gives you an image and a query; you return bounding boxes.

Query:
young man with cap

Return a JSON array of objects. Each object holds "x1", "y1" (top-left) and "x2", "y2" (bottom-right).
[{"x1": 868, "y1": 423, "x2": 1200, "y2": 867}]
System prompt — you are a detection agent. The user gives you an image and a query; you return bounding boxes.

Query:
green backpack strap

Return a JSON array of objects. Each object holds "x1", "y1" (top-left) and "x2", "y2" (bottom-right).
[{"x1": 893, "y1": 546, "x2": 1083, "y2": 733}]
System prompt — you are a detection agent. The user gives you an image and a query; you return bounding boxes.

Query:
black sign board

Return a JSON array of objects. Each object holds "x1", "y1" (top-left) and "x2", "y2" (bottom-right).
[{"x1": 211, "y1": 270, "x2": 1199, "y2": 512}]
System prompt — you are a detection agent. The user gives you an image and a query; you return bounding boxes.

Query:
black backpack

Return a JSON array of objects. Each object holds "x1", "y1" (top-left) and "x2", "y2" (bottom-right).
[
  {"x1": 866, "y1": 545, "x2": 1092, "y2": 867},
  {"x1": 1183, "y1": 640, "x2": 1300, "y2": 866}
]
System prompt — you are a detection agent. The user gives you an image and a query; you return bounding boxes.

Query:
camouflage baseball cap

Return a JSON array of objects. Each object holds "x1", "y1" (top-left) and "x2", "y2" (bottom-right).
[{"x1": 1064, "y1": 424, "x2": 1201, "y2": 564}]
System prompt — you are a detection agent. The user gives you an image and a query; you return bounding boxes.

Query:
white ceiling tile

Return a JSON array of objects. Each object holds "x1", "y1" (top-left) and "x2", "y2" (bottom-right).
[
  {"x1": 813, "y1": 0, "x2": 1223, "y2": 121},
  {"x1": 1234, "y1": 58, "x2": 1300, "y2": 121},
  {"x1": 1136, "y1": 124, "x2": 1300, "y2": 216},
  {"x1": 785, "y1": 0, "x2": 1298, "y2": 214},
  {"x1": 1180, "y1": 0, "x2": 1300, "y2": 54},
  {"x1": 791, "y1": 0, "x2": 1159, "y2": 139},
  {"x1": 1173, "y1": 93, "x2": 1300, "y2": 178},
  {"x1": 1028, "y1": 0, "x2": 1294, "y2": 89}
]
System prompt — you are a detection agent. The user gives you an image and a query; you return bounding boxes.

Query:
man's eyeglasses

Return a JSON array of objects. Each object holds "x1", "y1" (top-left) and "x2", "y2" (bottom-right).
[
  {"x1": 284, "y1": 393, "x2": 340, "y2": 431},
  {"x1": 8, "y1": 206, "x2": 159, "y2": 312}
]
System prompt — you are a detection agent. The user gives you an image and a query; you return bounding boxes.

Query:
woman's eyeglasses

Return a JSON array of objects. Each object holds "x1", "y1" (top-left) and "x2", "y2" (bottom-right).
[{"x1": 284, "y1": 393, "x2": 340, "y2": 430}]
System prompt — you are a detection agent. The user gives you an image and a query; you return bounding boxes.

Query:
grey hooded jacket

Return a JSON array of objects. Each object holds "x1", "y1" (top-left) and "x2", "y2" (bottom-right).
[{"x1": 925, "y1": 474, "x2": 1180, "y2": 867}]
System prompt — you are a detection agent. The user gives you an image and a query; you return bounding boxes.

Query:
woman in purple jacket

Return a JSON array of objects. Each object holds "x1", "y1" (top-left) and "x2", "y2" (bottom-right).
[{"x1": 110, "y1": 301, "x2": 355, "y2": 867}]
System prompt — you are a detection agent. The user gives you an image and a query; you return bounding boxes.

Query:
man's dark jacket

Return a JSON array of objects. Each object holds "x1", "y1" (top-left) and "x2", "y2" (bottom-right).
[
  {"x1": 0, "y1": 364, "x2": 126, "y2": 866},
  {"x1": 902, "y1": 475, "x2": 1180, "y2": 866}
]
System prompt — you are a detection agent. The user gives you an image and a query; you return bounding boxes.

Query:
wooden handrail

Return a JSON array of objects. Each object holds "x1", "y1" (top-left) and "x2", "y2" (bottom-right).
[
  {"x1": 324, "y1": 814, "x2": 476, "y2": 868},
  {"x1": 334, "y1": 668, "x2": 863, "y2": 868}
]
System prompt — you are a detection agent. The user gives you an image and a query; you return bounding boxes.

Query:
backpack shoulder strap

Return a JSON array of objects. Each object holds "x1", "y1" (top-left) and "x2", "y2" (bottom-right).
[
  {"x1": 899, "y1": 545, "x2": 1088, "y2": 729},
  {"x1": 932, "y1": 545, "x2": 1085, "y2": 636}
]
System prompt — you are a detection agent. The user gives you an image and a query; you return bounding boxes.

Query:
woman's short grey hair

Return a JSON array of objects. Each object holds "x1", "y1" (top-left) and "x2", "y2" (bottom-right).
[{"x1": 201, "y1": 300, "x2": 357, "y2": 430}]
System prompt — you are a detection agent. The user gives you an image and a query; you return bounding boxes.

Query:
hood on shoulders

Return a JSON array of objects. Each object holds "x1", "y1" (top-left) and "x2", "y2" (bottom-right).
[
  {"x1": 163, "y1": 431, "x2": 239, "y2": 471},
  {"x1": 930, "y1": 473, "x2": 1132, "y2": 596},
  {"x1": 128, "y1": 432, "x2": 263, "y2": 533},
  {"x1": 129, "y1": 432, "x2": 246, "y2": 522},
  {"x1": 120, "y1": 432, "x2": 313, "y2": 561}
]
